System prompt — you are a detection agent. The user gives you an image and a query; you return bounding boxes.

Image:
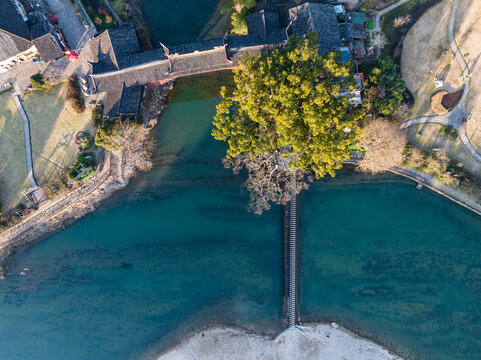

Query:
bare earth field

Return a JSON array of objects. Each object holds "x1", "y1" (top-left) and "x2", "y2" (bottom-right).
[
  {"x1": 21, "y1": 83, "x2": 94, "y2": 185},
  {"x1": 0, "y1": 92, "x2": 30, "y2": 210},
  {"x1": 401, "y1": 0, "x2": 464, "y2": 118},
  {"x1": 454, "y1": 0, "x2": 481, "y2": 148}
]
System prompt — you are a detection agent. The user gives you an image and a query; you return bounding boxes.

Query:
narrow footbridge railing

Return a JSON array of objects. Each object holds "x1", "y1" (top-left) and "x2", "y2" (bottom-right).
[{"x1": 287, "y1": 179, "x2": 297, "y2": 327}]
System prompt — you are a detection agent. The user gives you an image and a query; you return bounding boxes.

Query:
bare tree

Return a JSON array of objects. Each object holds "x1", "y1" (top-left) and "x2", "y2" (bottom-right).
[
  {"x1": 358, "y1": 117, "x2": 407, "y2": 173},
  {"x1": 394, "y1": 15, "x2": 411, "y2": 28},
  {"x1": 224, "y1": 152, "x2": 313, "y2": 214},
  {"x1": 370, "y1": 33, "x2": 387, "y2": 51}
]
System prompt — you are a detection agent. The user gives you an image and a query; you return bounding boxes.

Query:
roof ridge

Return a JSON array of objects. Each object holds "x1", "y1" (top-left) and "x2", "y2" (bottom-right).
[
  {"x1": 116, "y1": 82, "x2": 125, "y2": 115},
  {"x1": 0, "y1": 28, "x2": 33, "y2": 45},
  {"x1": 105, "y1": 29, "x2": 119, "y2": 70}
]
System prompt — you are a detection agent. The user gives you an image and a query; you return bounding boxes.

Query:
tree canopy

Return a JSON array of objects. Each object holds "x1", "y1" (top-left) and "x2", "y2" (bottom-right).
[
  {"x1": 212, "y1": 33, "x2": 364, "y2": 179},
  {"x1": 221, "y1": 0, "x2": 256, "y2": 35},
  {"x1": 358, "y1": 116, "x2": 406, "y2": 173},
  {"x1": 212, "y1": 33, "x2": 364, "y2": 213},
  {"x1": 95, "y1": 119, "x2": 137, "y2": 151},
  {"x1": 364, "y1": 56, "x2": 406, "y2": 117}
]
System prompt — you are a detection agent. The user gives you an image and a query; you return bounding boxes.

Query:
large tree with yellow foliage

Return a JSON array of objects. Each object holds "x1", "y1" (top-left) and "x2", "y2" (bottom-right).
[{"x1": 212, "y1": 33, "x2": 364, "y2": 213}]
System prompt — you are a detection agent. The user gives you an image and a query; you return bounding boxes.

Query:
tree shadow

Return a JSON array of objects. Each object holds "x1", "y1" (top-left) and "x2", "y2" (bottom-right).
[{"x1": 21, "y1": 83, "x2": 85, "y2": 186}]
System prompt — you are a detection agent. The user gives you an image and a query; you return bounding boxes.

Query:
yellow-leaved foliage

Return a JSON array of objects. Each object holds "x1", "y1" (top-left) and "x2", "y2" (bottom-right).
[{"x1": 212, "y1": 32, "x2": 365, "y2": 178}]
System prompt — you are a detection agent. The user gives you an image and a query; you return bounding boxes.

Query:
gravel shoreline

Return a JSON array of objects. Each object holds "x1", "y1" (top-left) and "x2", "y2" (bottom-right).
[{"x1": 155, "y1": 323, "x2": 405, "y2": 360}]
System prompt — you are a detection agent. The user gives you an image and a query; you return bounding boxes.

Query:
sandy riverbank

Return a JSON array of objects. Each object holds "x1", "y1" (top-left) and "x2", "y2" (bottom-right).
[{"x1": 156, "y1": 323, "x2": 405, "y2": 360}]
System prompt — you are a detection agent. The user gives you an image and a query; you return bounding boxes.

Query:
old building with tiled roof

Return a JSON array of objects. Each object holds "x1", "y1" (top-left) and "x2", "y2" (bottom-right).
[
  {"x1": 288, "y1": 3, "x2": 344, "y2": 54},
  {"x1": 0, "y1": 0, "x2": 64, "y2": 73},
  {"x1": 87, "y1": 2, "x2": 366, "y2": 118}
]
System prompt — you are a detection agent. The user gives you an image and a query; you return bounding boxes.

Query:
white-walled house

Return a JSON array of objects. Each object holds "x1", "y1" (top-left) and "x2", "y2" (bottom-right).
[{"x1": 0, "y1": 0, "x2": 64, "y2": 73}]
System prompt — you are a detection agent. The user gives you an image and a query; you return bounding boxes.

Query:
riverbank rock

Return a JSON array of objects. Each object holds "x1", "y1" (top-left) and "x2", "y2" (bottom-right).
[{"x1": 156, "y1": 323, "x2": 404, "y2": 360}]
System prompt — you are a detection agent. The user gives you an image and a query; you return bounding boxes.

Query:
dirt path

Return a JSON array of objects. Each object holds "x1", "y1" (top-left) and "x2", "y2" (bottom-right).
[{"x1": 399, "y1": 0, "x2": 480, "y2": 162}]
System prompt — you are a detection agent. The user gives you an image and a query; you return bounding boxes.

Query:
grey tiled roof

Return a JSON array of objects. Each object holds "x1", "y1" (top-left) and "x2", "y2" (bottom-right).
[
  {"x1": 90, "y1": 23, "x2": 142, "y2": 73},
  {"x1": 0, "y1": 0, "x2": 32, "y2": 61},
  {"x1": 339, "y1": 23, "x2": 367, "y2": 40},
  {"x1": 0, "y1": 0, "x2": 30, "y2": 39},
  {"x1": 32, "y1": 33, "x2": 63, "y2": 61},
  {"x1": 103, "y1": 87, "x2": 122, "y2": 117},
  {"x1": 93, "y1": 48, "x2": 231, "y2": 93},
  {"x1": 289, "y1": 3, "x2": 343, "y2": 55},
  {"x1": 0, "y1": 30, "x2": 32, "y2": 61},
  {"x1": 108, "y1": 23, "x2": 141, "y2": 58},
  {"x1": 0, "y1": 3, "x2": 64, "y2": 62},
  {"x1": 169, "y1": 38, "x2": 224, "y2": 55},
  {"x1": 119, "y1": 84, "x2": 143, "y2": 115},
  {"x1": 118, "y1": 48, "x2": 166, "y2": 69},
  {"x1": 104, "y1": 83, "x2": 143, "y2": 117},
  {"x1": 90, "y1": 31, "x2": 119, "y2": 73}
]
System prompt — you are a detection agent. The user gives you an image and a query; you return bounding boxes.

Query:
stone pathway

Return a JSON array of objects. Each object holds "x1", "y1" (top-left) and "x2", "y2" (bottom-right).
[
  {"x1": 43, "y1": 0, "x2": 93, "y2": 49},
  {"x1": 370, "y1": 0, "x2": 411, "y2": 32},
  {"x1": 398, "y1": 0, "x2": 481, "y2": 162},
  {"x1": 11, "y1": 93, "x2": 47, "y2": 204}
]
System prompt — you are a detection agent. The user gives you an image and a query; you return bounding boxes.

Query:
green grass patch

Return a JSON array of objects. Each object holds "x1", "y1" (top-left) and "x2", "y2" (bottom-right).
[{"x1": 381, "y1": 0, "x2": 441, "y2": 56}]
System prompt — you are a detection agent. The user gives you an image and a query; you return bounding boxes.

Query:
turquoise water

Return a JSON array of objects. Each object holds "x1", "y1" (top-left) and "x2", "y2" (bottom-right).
[
  {"x1": 1, "y1": 75, "x2": 481, "y2": 360},
  {"x1": 142, "y1": 0, "x2": 222, "y2": 45},
  {"x1": 0, "y1": 78, "x2": 283, "y2": 360},
  {"x1": 300, "y1": 176, "x2": 481, "y2": 360}
]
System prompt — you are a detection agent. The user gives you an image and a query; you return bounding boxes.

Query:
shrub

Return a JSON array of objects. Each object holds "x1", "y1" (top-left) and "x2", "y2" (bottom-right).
[
  {"x1": 78, "y1": 133, "x2": 93, "y2": 150},
  {"x1": 95, "y1": 119, "x2": 140, "y2": 151},
  {"x1": 231, "y1": 9, "x2": 248, "y2": 35},
  {"x1": 364, "y1": 57, "x2": 406, "y2": 117},
  {"x1": 91, "y1": 104, "x2": 103, "y2": 125},
  {"x1": 439, "y1": 125, "x2": 457, "y2": 139},
  {"x1": 221, "y1": 0, "x2": 255, "y2": 13},
  {"x1": 30, "y1": 73, "x2": 45, "y2": 90},
  {"x1": 403, "y1": 145, "x2": 452, "y2": 182},
  {"x1": 66, "y1": 76, "x2": 85, "y2": 113},
  {"x1": 67, "y1": 153, "x2": 97, "y2": 181}
]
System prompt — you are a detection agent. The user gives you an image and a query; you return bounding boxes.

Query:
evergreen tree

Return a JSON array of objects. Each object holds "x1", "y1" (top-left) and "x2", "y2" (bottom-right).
[
  {"x1": 365, "y1": 56, "x2": 406, "y2": 117},
  {"x1": 212, "y1": 33, "x2": 364, "y2": 213}
]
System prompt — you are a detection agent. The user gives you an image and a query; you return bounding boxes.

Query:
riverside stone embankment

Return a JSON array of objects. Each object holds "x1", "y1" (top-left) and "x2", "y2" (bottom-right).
[{"x1": 0, "y1": 84, "x2": 172, "y2": 278}]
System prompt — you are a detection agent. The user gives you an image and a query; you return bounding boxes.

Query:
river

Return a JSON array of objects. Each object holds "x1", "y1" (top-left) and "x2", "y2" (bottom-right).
[
  {"x1": 141, "y1": 0, "x2": 227, "y2": 45},
  {"x1": 0, "y1": 75, "x2": 480, "y2": 360}
]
